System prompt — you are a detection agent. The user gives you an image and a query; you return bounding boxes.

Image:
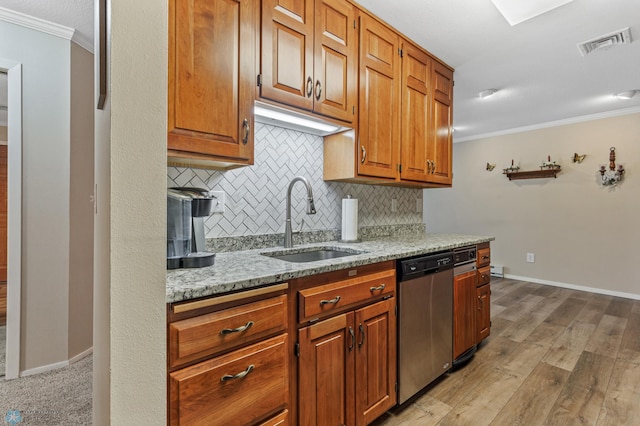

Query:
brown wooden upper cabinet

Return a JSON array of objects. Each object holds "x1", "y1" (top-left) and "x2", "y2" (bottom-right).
[
  {"x1": 260, "y1": 0, "x2": 358, "y2": 123},
  {"x1": 325, "y1": 12, "x2": 454, "y2": 187},
  {"x1": 357, "y1": 13, "x2": 401, "y2": 180},
  {"x1": 428, "y1": 60, "x2": 454, "y2": 185},
  {"x1": 168, "y1": 0, "x2": 257, "y2": 169}
]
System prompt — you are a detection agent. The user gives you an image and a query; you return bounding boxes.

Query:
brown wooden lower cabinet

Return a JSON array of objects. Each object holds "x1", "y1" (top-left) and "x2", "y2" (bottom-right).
[
  {"x1": 476, "y1": 283, "x2": 491, "y2": 341},
  {"x1": 297, "y1": 298, "x2": 397, "y2": 426},
  {"x1": 169, "y1": 334, "x2": 289, "y2": 426},
  {"x1": 453, "y1": 270, "x2": 477, "y2": 360}
]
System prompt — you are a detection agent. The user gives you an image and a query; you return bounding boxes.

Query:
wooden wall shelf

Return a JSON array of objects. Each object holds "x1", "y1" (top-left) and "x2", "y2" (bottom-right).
[{"x1": 503, "y1": 168, "x2": 561, "y2": 180}]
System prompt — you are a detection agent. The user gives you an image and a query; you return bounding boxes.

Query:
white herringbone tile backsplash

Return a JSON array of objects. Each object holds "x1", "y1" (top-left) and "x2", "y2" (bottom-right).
[{"x1": 168, "y1": 123, "x2": 423, "y2": 238}]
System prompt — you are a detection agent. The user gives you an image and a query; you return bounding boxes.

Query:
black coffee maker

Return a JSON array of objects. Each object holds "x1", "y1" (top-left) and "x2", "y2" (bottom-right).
[{"x1": 167, "y1": 187, "x2": 216, "y2": 269}]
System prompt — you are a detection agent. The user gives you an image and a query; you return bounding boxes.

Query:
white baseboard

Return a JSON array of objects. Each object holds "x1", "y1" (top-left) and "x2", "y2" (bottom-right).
[
  {"x1": 504, "y1": 274, "x2": 640, "y2": 301},
  {"x1": 21, "y1": 360, "x2": 69, "y2": 377},
  {"x1": 69, "y1": 347, "x2": 93, "y2": 364},
  {"x1": 20, "y1": 346, "x2": 93, "y2": 377}
]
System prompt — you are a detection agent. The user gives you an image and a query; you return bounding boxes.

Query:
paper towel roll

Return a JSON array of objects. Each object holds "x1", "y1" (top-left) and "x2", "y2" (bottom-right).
[{"x1": 341, "y1": 196, "x2": 358, "y2": 242}]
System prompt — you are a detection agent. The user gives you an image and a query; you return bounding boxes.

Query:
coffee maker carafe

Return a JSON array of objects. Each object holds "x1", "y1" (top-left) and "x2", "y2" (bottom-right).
[{"x1": 167, "y1": 187, "x2": 216, "y2": 269}]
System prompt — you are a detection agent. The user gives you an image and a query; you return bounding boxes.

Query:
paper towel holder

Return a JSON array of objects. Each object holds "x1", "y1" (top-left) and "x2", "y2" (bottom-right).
[{"x1": 340, "y1": 195, "x2": 361, "y2": 243}]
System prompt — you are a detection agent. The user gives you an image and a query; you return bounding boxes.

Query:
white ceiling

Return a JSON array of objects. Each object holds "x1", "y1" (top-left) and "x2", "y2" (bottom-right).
[{"x1": 1, "y1": 0, "x2": 639, "y2": 141}]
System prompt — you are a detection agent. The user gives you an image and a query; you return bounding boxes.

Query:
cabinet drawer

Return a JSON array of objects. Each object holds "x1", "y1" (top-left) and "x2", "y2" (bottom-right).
[
  {"x1": 477, "y1": 266, "x2": 491, "y2": 286},
  {"x1": 169, "y1": 294, "x2": 287, "y2": 369},
  {"x1": 258, "y1": 410, "x2": 288, "y2": 426},
  {"x1": 298, "y1": 269, "x2": 395, "y2": 322},
  {"x1": 169, "y1": 334, "x2": 288, "y2": 426},
  {"x1": 477, "y1": 247, "x2": 490, "y2": 267}
]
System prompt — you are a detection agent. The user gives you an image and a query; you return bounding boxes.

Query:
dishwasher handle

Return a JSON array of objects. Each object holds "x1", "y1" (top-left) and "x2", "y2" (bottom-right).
[{"x1": 453, "y1": 261, "x2": 476, "y2": 276}]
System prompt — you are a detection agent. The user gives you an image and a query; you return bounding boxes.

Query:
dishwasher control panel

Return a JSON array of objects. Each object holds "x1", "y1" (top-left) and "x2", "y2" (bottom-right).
[{"x1": 398, "y1": 251, "x2": 454, "y2": 281}]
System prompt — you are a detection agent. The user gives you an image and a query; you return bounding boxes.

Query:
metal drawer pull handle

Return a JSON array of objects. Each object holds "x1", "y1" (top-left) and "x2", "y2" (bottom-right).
[
  {"x1": 320, "y1": 296, "x2": 341, "y2": 306},
  {"x1": 427, "y1": 160, "x2": 432, "y2": 173},
  {"x1": 348, "y1": 326, "x2": 355, "y2": 352},
  {"x1": 242, "y1": 118, "x2": 249, "y2": 145},
  {"x1": 358, "y1": 323, "x2": 365, "y2": 348},
  {"x1": 306, "y1": 76, "x2": 313, "y2": 97},
  {"x1": 315, "y1": 80, "x2": 322, "y2": 101},
  {"x1": 221, "y1": 364, "x2": 254, "y2": 382},
  {"x1": 431, "y1": 161, "x2": 436, "y2": 173},
  {"x1": 482, "y1": 255, "x2": 490, "y2": 260},
  {"x1": 220, "y1": 321, "x2": 254, "y2": 335},
  {"x1": 370, "y1": 284, "x2": 386, "y2": 292},
  {"x1": 361, "y1": 146, "x2": 366, "y2": 164}
]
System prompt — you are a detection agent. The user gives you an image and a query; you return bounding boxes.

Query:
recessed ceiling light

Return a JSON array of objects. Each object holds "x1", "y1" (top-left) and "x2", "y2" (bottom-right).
[
  {"x1": 478, "y1": 89, "x2": 498, "y2": 99},
  {"x1": 615, "y1": 90, "x2": 639, "y2": 100},
  {"x1": 490, "y1": 0, "x2": 574, "y2": 26}
]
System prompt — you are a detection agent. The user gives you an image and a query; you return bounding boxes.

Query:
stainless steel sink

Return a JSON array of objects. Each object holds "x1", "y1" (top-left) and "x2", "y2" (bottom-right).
[{"x1": 261, "y1": 247, "x2": 365, "y2": 263}]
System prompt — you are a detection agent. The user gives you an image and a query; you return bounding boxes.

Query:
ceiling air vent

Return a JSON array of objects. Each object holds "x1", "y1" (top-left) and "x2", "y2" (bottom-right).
[{"x1": 578, "y1": 27, "x2": 632, "y2": 56}]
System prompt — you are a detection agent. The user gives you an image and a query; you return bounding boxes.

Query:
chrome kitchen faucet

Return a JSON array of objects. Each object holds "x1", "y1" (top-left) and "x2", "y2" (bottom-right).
[{"x1": 284, "y1": 176, "x2": 316, "y2": 248}]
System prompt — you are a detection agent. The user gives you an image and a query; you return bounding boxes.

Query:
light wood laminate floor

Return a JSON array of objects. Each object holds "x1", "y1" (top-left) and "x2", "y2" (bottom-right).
[{"x1": 375, "y1": 278, "x2": 640, "y2": 426}]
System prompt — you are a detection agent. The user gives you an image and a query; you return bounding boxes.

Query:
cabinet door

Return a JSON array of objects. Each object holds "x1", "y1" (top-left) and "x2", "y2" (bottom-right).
[
  {"x1": 428, "y1": 61, "x2": 453, "y2": 185},
  {"x1": 477, "y1": 284, "x2": 491, "y2": 342},
  {"x1": 168, "y1": 0, "x2": 255, "y2": 164},
  {"x1": 354, "y1": 298, "x2": 397, "y2": 426},
  {"x1": 453, "y1": 270, "x2": 477, "y2": 359},
  {"x1": 298, "y1": 312, "x2": 355, "y2": 426},
  {"x1": 399, "y1": 41, "x2": 431, "y2": 183},
  {"x1": 261, "y1": 0, "x2": 314, "y2": 110},
  {"x1": 357, "y1": 14, "x2": 400, "y2": 179},
  {"x1": 313, "y1": 0, "x2": 357, "y2": 122}
]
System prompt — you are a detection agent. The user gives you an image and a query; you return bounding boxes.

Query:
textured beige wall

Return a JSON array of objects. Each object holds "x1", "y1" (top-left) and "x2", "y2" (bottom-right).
[
  {"x1": 0, "y1": 20, "x2": 71, "y2": 371},
  {"x1": 68, "y1": 43, "x2": 94, "y2": 359},
  {"x1": 424, "y1": 111, "x2": 640, "y2": 297},
  {"x1": 93, "y1": 39, "x2": 111, "y2": 426},
  {"x1": 109, "y1": 0, "x2": 167, "y2": 423}
]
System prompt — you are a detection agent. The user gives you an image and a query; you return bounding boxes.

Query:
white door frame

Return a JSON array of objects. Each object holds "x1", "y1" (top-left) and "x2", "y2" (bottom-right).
[{"x1": 1, "y1": 58, "x2": 22, "y2": 380}]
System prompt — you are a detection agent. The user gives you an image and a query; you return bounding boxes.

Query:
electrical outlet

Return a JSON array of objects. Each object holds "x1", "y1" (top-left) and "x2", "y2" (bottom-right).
[
  {"x1": 526, "y1": 252, "x2": 535, "y2": 263},
  {"x1": 391, "y1": 198, "x2": 398, "y2": 212},
  {"x1": 210, "y1": 191, "x2": 226, "y2": 213},
  {"x1": 416, "y1": 198, "x2": 423, "y2": 213}
]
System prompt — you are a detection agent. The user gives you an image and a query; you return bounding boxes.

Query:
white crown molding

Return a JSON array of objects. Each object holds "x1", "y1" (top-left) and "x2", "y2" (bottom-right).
[
  {"x1": 72, "y1": 31, "x2": 94, "y2": 53},
  {"x1": 455, "y1": 105, "x2": 640, "y2": 143},
  {"x1": 0, "y1": 6, "x2": 82, "y2": 45}
]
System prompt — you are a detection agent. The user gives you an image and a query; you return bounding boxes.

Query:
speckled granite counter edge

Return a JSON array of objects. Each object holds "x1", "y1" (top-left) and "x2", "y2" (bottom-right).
[{"x1": 167, "y1": 233, "x2": 495, "y2": 304}]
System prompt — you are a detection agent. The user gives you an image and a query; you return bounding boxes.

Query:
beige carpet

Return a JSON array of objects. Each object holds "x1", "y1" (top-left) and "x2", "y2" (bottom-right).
[{"x1": 0, "y1": 355, "x2": 92, "y2": 425}]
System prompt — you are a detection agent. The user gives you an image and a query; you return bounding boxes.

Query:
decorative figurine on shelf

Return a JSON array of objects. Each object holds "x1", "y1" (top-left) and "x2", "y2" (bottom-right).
[
  {"x1": 541, "y1": 155, "x2": 560, "y2": 170},
  {"x1": 572, "y1": 153, "x2": 586, "y2": 163},
  {"x1": 599, "y1": 147, "x2": 624, "y2": 187},
  {"x1": 503, "y1": 159, "x2": 520, "y2": 173},
  {"x1": 486, "y1": 163, "x2": 496, "y2": 171}
]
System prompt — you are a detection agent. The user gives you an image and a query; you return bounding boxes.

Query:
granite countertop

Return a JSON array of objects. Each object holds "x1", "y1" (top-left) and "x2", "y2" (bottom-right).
[{"x1": 166, "y1": 232, "x2": 494, "y2": 303}]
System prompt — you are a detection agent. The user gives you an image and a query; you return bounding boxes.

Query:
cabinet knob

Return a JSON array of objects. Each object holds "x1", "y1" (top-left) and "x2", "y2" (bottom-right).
[
  {"x1": 370, "y1": 284, "x2": 386, "y2": 292},
  {"x1": 220, "y1": 364, "x2": 254, "y2": 382},
  {"x1": 306, "y1": 76, "x2": 313, "y2": 98},
  {"x1": 320, "y1": 296, "x2": 341, "y2": 306},
  {"x1": 348, "y1": 326, "x2": 355, "y2": 352},
  {"x1": 242, "y1": 118, "x2": 250, "y2": 145},
  {"x1": 220, "y1": 320, "x2": 254, "y2": 335}
]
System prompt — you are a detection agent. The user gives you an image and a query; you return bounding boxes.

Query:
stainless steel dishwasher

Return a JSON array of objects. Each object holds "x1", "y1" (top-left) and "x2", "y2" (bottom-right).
[{"x1": 397, "y1": 251, "x2": 454, "y2": 405}]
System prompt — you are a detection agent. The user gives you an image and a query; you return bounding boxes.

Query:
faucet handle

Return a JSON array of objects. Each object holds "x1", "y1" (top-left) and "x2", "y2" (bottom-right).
[{"x1": 293, "y1": 218, "x2": 305, "y2": 235}]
